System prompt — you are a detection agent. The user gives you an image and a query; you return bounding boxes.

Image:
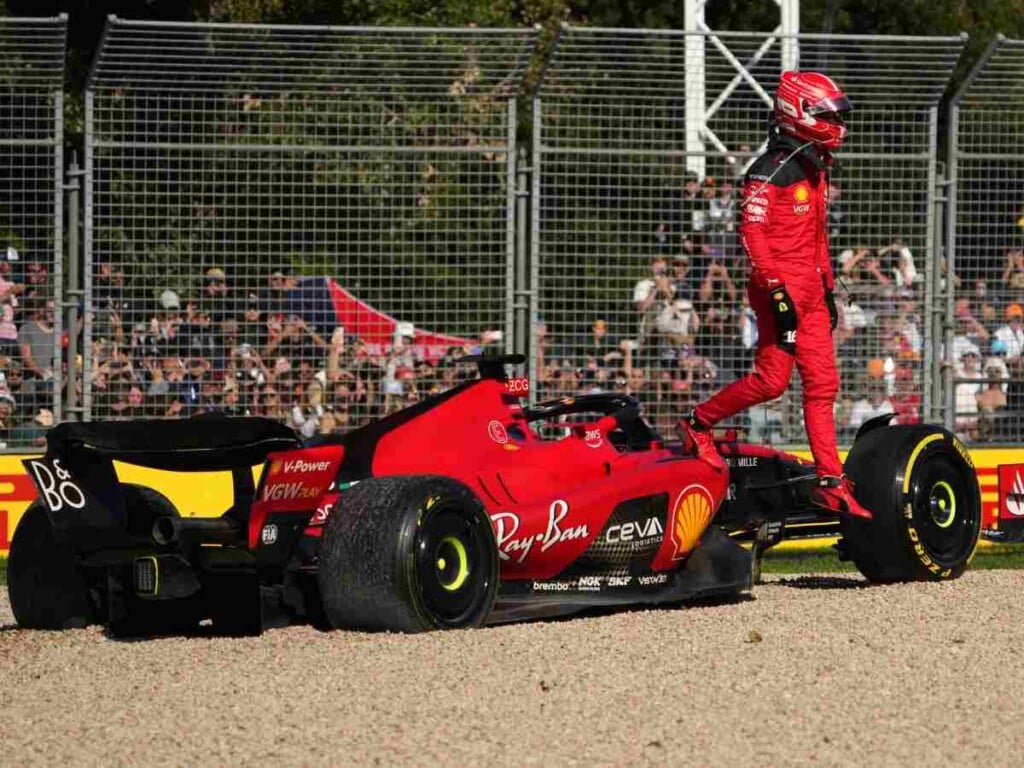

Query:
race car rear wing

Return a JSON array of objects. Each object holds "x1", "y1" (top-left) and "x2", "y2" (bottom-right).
[{"x1": 24, "y1": 417, "x2": 299, "y2": 548}]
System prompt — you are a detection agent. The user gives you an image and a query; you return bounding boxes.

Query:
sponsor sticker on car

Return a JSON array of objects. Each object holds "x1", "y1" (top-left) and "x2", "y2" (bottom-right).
[
  {"x1": 998, "y1": 463, "x2": 1024, "y2": 519},
  {"x1": 669, "y1": 484, "x2": 714, "y2": 560},
  {"x1": 253, "y1": 445, "x2": 343, "y2": 515},
  {"x1": 491, "y1": 499, "x2": 588, "y2": 563}
]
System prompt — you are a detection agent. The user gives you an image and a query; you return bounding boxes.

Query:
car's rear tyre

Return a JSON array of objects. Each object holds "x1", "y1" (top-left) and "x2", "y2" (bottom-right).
[
  {"x1": 318, "y1": 476, "x2": 498, "y2": 632},
  {"x1": 8, "y1": 503, "x2": 93, "y2": 629},
  {"x1": 840, "y1": 425, "x2": 980, "y2": 582},
  {"x1": 8, "y1": 484, "x2": 180, "y2": 630},
  {"x1": 122, "y1": 484, "x2": 179, "y2": 539}
]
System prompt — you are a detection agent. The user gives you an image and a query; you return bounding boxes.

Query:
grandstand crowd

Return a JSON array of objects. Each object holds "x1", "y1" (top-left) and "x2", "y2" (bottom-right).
[{"x1": 0, "y1": 172, "x2": 1021, "y2": 448}]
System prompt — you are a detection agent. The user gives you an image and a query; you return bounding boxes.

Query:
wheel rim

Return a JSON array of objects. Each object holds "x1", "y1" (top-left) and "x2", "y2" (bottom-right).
[
  {"x1": 436, "y1": 535, "x2": 470, "y2": 592},
  {"x1": 909, "y1": 450, "x2": 978, "y2": 568},
  {"x1": 414, "y1": 506, "x2": 493, "y2": 627},
  {"x1": 929, "y1": 481, "x2": 957, "y2": 529}
]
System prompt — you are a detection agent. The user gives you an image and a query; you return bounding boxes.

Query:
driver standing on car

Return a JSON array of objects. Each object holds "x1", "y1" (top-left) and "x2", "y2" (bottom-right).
[{"x1": 679, "y1": 71, "x2": 872, "y2": 520}]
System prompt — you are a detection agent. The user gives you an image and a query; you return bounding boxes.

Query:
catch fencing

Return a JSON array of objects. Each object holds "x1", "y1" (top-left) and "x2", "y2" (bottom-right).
[
  {"x1": 0, "y1": 15, "x2": 66, "y2": 447},
  {"x1": 533, "y1": 27, "x2": 965, "y2": 442},
  {"x1": 949, "y1": 36, "x2": 1024, "y2": 444},
  {"x1": 85, "y1": 19, "x2": 536, "y2": 433}
]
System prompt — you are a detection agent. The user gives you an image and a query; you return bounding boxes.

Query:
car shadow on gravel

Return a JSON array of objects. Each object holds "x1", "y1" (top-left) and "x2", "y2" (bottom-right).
[
  {"x1": 519, "y1": 592, "x2": 756, "y2": 628},
  {"x1": 771, "y1": 575, "x2": 869, "y2": 590}
]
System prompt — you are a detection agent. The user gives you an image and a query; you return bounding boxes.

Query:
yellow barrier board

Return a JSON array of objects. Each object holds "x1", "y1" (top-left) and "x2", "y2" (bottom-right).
[{"x1": 0, "y1": 447, "x2": 1021, "y2": 555}]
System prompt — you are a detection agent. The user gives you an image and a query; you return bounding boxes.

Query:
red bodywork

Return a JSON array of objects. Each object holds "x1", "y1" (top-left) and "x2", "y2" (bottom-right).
[{"x1": 251, "y1": 378, "x2": 729, "y2": 581}]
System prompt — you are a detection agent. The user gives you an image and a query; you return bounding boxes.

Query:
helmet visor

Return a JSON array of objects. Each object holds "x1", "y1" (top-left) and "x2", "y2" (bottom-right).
[{"x1": 806, "y1": 95, "x2": 852, "y2": 121}]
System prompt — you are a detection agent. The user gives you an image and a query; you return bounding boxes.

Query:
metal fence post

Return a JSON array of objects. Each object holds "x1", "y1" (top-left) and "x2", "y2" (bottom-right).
[
  {"x1": 505, "y1": 98, "x2": 518, "y2": 358},
  {"x1": 82, "y1": 89, "x2": 94, "y2": 423},
  {"x1": 528, "y1": 96, "x2": 542, "y2": 407},
  {"x1": 514, "y1": 146, "x2": 530, "y2": 363},
  {"x1": 64, "y1": 158, "x2": 85, "y2": 421}
]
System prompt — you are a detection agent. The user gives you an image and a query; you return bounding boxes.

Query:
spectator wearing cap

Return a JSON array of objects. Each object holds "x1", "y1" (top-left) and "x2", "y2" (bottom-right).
[
  {"x1": 994, "y1": 304, "x2": 1024, "y2": 369},
  {"x1": 155, "y1": 289, "x2": 183, "y2": 348},
  {"x1": 955, "y1": 347, "x2": 985, "y2": 438}
]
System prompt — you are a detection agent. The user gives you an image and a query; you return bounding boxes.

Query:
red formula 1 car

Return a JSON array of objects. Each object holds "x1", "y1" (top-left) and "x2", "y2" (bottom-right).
[{"x1": 7, "y1": 354, "x2": 981, "y2": 635}]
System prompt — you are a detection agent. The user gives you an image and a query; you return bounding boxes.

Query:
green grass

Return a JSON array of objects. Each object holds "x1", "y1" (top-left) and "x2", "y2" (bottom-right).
[{"x1": 762, "y1": 543, "x2": 1024, "y2": 574}]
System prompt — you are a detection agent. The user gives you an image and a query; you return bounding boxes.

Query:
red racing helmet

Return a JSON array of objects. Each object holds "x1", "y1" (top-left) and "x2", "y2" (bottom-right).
[{"x1": 774, "y1": 71, "x2": 852, "y2": 151}]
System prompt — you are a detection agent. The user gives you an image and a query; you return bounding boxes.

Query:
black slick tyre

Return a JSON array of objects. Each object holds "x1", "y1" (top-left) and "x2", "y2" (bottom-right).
[
  {"x1": 8, "y1": 484, "x2": 180, "y2": 631},
  {"x1": 7, "y1": 503, "x2": 93, "y2": 629},
  {"x1": 840, "y1": 425, "x2": 981, "y2": 582},
  {"x1": 317, "y1": 475, "x2": 498, "y2": 632}
]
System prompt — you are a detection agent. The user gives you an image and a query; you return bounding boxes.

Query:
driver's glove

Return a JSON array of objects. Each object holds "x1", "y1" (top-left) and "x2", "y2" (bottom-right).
[{"x1": 769, "y1": 286, "x2": 798, "y2": 354}]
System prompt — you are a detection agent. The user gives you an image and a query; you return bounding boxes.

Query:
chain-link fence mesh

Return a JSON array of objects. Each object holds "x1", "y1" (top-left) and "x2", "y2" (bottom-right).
[
  {"x1": 0, "y1": 15, "x2": 66, "y2": 449},
  {"x1": 85, "y1": 19, "x2": 535, "y2": 434},
  {"x1": 534, "y1": 27, "x2": 963, "y2": 444},
  {"x1": 951, "y1": 37, "x2": 1024, "y2": 444}
]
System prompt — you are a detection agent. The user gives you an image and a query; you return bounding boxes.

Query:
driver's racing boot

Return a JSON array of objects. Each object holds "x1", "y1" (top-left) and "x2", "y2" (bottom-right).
[
  {"x1": 678, "y1": 410, "x2": 725, "y2": 472},
  {"x1": 811, "y1": 475, "x2": 873, "y2": 520}
]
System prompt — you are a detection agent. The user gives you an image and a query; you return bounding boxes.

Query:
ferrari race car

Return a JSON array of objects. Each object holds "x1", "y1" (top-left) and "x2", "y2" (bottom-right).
[{"x1": 7, "y1": 354, "x2": 981, "y2": 636}]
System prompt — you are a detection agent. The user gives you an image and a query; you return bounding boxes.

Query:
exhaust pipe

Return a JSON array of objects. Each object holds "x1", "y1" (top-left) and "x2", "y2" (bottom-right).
[{"x1": 152, "y1": 516, "x2": 241, "y2": 547}]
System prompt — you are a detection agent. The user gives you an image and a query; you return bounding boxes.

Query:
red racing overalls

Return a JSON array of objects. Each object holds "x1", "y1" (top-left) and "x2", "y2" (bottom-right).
[{"x1": 694, "y1": 134, "x2": 843, "y2": 477}]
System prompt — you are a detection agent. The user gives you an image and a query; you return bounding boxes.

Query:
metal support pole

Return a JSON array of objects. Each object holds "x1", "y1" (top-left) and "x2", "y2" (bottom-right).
[
  {"x1": 52, "y1": 91, "x2": 64, "y2": 424},
  {"x1": 528, "y1": 97, "x2": 542, "y2": 407},
  {"x1": 684, "y1": 1, "x2": 706, "y2": 181},
  {"x1": 922, "y1": 106, "x2": 939, "y2": 423},
  {"x1": 63, "y1": 157, "x2": 85, "y2": 421},
  {"x1": 514, "y1": 146, "x2": 530, "y2": 364},
  {"x1": 505, "y1": 98, "x2": 518, "y2": 358},
  {"x1": 82, "y1": 90, "x2": 94, "y2": 422}
]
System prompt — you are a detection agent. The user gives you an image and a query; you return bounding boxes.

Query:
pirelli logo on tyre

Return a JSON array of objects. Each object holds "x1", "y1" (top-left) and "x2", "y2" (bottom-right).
[{"x1": 669, "y1": 484, "x2": 714, "y2": 560}]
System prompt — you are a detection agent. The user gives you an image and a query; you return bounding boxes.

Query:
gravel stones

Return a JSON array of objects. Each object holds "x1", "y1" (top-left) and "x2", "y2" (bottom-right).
[{"x1": 2, "y1": 570, "x2": 1023, "y2": 766}]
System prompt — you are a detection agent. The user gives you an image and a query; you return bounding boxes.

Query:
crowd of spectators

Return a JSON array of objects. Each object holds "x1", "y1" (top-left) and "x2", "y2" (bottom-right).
[
  {"x1": 80, "y1": 261, "x2": 524, "y2": 443},
  {"x1": 533, "y1": 173, "x2": 1024, "y2": 444},
  {"x1": 2, "y1": 170, "x2": 1022, "y2": 448}
]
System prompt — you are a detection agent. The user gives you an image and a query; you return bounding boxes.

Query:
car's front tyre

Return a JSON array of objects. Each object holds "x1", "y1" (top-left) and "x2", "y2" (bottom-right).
[{"x1": 841, "y1": 425, "x2": 981, "y2": 582}]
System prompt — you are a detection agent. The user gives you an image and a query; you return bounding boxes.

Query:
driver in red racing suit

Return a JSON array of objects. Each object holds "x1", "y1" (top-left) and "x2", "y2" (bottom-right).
[{"x1": 679, "y1": 71, "x2": 872, "y2": 520}]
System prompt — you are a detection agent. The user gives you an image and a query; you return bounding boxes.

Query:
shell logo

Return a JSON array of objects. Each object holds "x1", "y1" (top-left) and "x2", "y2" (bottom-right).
[
  {"x1": 669, "y1": 484, "x2": 715, "y2": 560},
  {"x1": 793, "y1": 185, "x2": 810, "y2": 203},
  {"x1": 268, "y1": 460, "x2": 282, "y2": 475}
]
